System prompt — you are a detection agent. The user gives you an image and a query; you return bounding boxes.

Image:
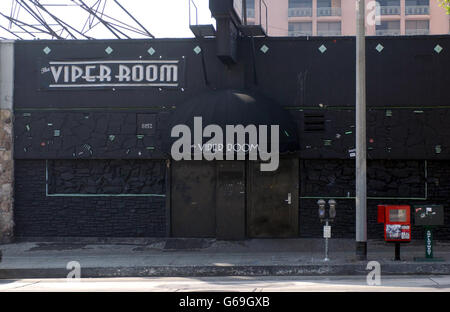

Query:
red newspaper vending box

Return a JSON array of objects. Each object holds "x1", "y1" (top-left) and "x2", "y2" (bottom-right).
[{"x1": 377, "y1": 205, "x2": 411, "y2": 242}]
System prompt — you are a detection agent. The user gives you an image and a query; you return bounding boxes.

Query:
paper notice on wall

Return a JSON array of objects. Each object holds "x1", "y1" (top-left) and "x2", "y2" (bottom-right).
[{"x1": 349, "y1": 148, "x2": 356, "y2": 158}]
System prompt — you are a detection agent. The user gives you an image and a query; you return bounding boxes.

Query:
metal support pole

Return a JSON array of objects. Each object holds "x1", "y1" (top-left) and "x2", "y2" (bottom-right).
[
  {"x1": 324, "y1": 220, "x2": 330, "y2": 261},
  {"x1": 395, "y1": 243, "x2": 401, "y2": 261},
  {"x1": 243, "y1": 0, "x2": 247, "y2": 26},
  {"x1": 356, "y1": 0, "x2": 367, "y2": 260}
]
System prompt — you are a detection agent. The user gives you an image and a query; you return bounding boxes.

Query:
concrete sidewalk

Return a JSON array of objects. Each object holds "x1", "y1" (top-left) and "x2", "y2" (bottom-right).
[{"x1": 1, "y1": 238, "x2": 450, "y2": 278}]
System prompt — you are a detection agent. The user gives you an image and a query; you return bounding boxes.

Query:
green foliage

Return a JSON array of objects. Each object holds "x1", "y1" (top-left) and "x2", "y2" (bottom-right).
[{"x1": 439, "y1": 0, "x2": 450, "y2": 14}]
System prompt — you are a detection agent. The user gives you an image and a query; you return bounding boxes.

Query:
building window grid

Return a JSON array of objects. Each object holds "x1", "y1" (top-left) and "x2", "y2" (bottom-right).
[
  {"x1": 317, "y1": 21, "x2": 341, "y2": 36},
  {"x1": 317, "y1": 0, "x2": 341, "y2": 17},
  {"x1": 288, "y1": 0, "x2": 343, "y2": 17},
  {"x1": 405, "y1": 0, "x2": 430, "y2": 15},
  {"x1": 288, "y1": 21, "x2": 313, "y2": 36},
  {"x1": 287, "y1": 0, "x2": 430, "y2": 17},
  {"x1": 405, "y1": 19, "x2": 430, "y2": 35},
  {"x1": 286, "y1": 0, "x2": 436, "y2": 36},
  {"x1": 379, "y1": 0, "x2": 401, "y2": 15},
  {"x1": 376, "y1": 20, "x2": 401, "y2": 36},
  {"x1": 288, "y1": 0, "x2": 313, "y2": 17}
]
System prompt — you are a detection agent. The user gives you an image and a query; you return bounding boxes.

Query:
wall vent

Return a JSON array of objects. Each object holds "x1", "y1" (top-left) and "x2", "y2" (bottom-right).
[{"x1": 304, "y1": 113, "x2": 325, "y2": 132}]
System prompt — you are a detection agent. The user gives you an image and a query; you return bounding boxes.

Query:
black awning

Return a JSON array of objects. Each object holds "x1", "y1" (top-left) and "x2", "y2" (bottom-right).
[{"x1": 168, "y1": 89, "x2": 299, "y2": 154}]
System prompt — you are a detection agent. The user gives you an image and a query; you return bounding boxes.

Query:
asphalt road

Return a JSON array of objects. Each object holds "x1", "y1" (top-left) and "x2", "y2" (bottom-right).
[{"x1": 1, "y1": 275, "x2": 450, "y2": 292}]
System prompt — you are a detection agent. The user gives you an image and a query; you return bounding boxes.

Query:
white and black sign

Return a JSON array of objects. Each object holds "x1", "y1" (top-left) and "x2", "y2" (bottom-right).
[
  {"x1": 137, "y1": 114, "x2": 157, "y2": 135},
  {"x1": 323, "y1": 225, "x2": 331, "y2": 238},
  {"x1": 39, "y1": 60, "x2": 185, "y2": 90}
]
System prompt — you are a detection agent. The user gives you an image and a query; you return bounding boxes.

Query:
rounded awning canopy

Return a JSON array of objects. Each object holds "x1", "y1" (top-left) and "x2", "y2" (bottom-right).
[{"x1": 169, "y1": 89, "x2": 299, "y2": 154}]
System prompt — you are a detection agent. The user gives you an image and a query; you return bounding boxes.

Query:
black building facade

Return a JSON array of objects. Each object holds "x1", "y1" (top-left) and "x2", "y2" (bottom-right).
[{"x1": 11, "y1": 34, "x2": 450, "y2": 240}]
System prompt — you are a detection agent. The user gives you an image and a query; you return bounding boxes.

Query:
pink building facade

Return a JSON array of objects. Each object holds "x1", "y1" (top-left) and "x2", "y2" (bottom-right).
[{"x1": 246, "y1": 0, "x2": 450, "y2": 36}]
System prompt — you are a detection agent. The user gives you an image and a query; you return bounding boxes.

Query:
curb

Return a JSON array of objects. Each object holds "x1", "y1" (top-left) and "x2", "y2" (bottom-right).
[{"x1": 2, "y1": 263, "x2": 450, "y2": 279}]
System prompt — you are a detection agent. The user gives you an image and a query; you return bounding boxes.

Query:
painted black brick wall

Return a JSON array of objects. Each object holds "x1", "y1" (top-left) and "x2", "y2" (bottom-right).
[
  {"x1": 14, "y1": 159, "x2": 450, "y2": 239},
  {"x1": 48, "y1": 159, "x2": 166, "y2": 195},
  {"x1": 299, "y1": 160, "x2": 450, "y2": 240},
  {"x1": 14, "y1": 160, "x2": 167, "y2": 237},
  {"x1": 14, "y1": 111, "x2": 171, "y2": 159}
]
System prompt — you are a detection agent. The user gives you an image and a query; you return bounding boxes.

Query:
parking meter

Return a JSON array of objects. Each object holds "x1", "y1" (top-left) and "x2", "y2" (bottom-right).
[
  {"x1": 328, "y1": 199, "x2": 336, "y2": 220},
  {"x1": 317, "y1": 199, "x2": 337, "y2": 261},
  {"x1": 317, "y1": 199, "x2": 326, "y2": 221}
]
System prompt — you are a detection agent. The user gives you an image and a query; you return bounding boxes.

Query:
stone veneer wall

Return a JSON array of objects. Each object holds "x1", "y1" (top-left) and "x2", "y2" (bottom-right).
[
  {"x1": 0, "y1": 41, "x2": 14, "y2": 243},
  {"x1": 0, "y1": 109, "x2": 13, "y2": 242}
]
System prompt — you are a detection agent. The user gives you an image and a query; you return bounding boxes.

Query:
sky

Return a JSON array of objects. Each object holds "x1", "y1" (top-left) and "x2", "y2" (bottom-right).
[{"x1": 0, "y1": 0, "x2": 216, "y2": 39}]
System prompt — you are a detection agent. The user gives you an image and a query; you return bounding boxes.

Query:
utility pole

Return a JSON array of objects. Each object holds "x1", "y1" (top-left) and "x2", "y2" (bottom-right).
[{"x1": 356, "y1": 0, "x2": 367, "y2": 261}]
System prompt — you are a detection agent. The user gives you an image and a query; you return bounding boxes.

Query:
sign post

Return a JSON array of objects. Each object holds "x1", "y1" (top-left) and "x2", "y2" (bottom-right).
[
  {"x1": 414, "y1": 205, "x2": 445, "y2": 262},
  {"x1": 425, "y1": 226, "x2": 433, "y2": 259},
  {"x1": 324, "y1": 221, "x2": 331, "y2": 261}
]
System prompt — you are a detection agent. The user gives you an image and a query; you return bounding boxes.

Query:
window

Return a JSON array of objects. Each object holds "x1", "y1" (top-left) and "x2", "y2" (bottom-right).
[
  {"x1": 406, "y1": 20, "x2": 429, "y2": 35},
  {"x1": 405, "y1": 0, "x2": 429, "y2": 15},
  {"x1": 288, "y1": 0, "x2": 313, "y2": 17},
  {"x1": 376, "y1": 20, "x2": 400, "y2": 35},
  {"x1": 289, "y1": 0, "x2": 312, "y2": 8},
  {"x1": 317, "y1": 22, "x2": 341, "y2": 36},
  {"x1": 378, "y1": 0, "x2": 400, "y2": 5},
  {"x1": 378, "y1": 0, "x2": 400, "y2": 15},
  {"x1": 406, "y1": 0, "x2": 429, "y2": 5},
  {"x1": 389, "y1": 209, "x2": 407, "y2": 223},
  {"x1": 317, "y1": 0, "x2": 341, "y2": 16},
  {"x1": 47, "y1": 160, "x2": 166, "y2": 196},
  {"x1": 317, "y1": 0, "x2": 332, "y2": 7},
  {"x1": 288, "y1": 22, "x2": 313, "y2": 36},
  {"x1": 246, "y1": 0, "x2": 255, "y2": 18},
  {"x1": 317, "y1": 0, "x2": 341, "y2": 8}
]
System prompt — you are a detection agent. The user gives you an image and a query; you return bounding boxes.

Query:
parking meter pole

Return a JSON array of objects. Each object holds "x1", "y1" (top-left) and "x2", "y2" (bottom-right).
[
  {"x1": 425, "y1": 226, "x2": 433, "y2": 259},
  {"x1": 324, "y1": 220, "x2": 330, "y2": 262},
  {"x1": 318, "y1": 199, "x2": 336, "y2": 262},
  {"x1": 395, "y1": 243, "x2": 401, "y2": 261}
]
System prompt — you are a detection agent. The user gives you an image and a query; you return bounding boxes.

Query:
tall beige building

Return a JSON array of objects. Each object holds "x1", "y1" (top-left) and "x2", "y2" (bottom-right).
[{"x1": 245, "y1": 0, "x2": 450, "y2": 36}]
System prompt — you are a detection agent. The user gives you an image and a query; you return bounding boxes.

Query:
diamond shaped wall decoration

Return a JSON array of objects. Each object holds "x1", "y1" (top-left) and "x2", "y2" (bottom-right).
[
  {"x1": 375, "y1": 44, "x2": 384, "y2": 53},
  {"x1": 434, "y1": 44, "x2": 443, "y2": 54},
  {"x1": 105, "y1": 46, "x2": 113, "y2": 55},
  {"x1": 43, "y1": 47, "x2": 51, "y2": 55},
  {"x1": 147, "y1": 47, "x2": 156, "y2": 55},
  {"x1": 193, "y1": 46, "x2": 202, "y2": 54},
  {"x1": 260, "y1": 44, "x2": 269, "y2": 53},
  {"x1": 318, "y1": 44, "x2": 327, "y2": 53}
]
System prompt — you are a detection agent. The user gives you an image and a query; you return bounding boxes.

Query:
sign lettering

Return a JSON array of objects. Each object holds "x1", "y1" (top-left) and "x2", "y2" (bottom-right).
[{"x1": 39, "y1": 60, "x2": 184, "y2": 90}]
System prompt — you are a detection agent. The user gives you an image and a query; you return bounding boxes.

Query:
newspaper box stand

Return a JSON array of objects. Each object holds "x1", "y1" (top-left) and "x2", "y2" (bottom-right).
[{"x1": 378, "y1": 205, "x2": 411, "y2": 260}]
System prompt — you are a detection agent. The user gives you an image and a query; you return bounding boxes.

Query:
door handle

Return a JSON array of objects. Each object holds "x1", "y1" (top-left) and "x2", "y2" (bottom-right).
[{"x1": 285, "y1": 193, "x2": 292, "y2": 205}]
